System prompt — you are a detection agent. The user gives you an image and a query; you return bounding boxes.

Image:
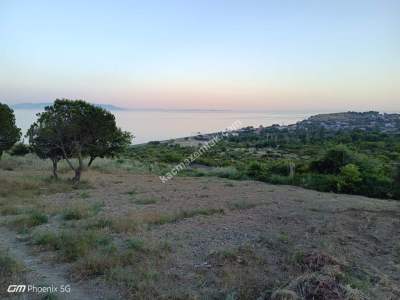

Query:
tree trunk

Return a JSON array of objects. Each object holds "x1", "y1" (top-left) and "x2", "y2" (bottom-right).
[
  {"x1": 72, "y1": 152, "x2": 84, "y2": 184},
  {"x1": 88, "y1": 156, "x2": 95, "y2": 167},
  {"x1": 52, "y1": 159, "x2": 58, "y2": 180},
  {"x1": 73, "y1": 168, "x2": 81, "y2": 183}
]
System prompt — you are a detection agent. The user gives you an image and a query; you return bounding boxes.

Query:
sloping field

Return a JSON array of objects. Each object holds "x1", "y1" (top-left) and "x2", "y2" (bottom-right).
[{"x1": 0, "y1": 158, "x2": 399, "y2": 299}]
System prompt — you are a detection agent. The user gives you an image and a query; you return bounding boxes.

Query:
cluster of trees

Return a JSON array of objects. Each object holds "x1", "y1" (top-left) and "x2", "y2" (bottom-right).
[{"x1": 0, "y1": 99, "x2": 132, "y2": 182}]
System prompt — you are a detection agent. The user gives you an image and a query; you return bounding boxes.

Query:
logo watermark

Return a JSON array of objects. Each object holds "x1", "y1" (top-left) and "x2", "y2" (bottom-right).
[
  {"x1": 160, "y1": 120, "x2": 242, "y2": 183},
  {"x1": 7, "y1": 284, "x2": 71, "y2": 294},
  {"x1": 7, "y1": 285, "x2": 26, "y2": 293}
]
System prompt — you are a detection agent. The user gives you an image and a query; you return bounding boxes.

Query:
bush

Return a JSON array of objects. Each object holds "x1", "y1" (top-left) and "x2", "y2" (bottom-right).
[
  {"x1": 269, "y1": 160, "x2": 294, "y2": 176},
  {"x1": 246, "y1": 162, "x2": 268, "y2": 181},
  {"x1": 299, "y1": 174, "x2": 339, "y2": 192},
  {"x1": 358, "y1": 172, "x2": 393, "y2": 199},
  {"x1": 268, "y1": 174, "x2": 293, "y2": 185},
  {"x1": 337, "y1": 164, "x2": 362, "y2": 193},
  {"x1": 160, "y1": 152, "x2": 184, "y2": 163},
  {"x1": 9, "y1": 143, "x2": 31, "y2": 156},
  {"x1": 211, "y1": 167, "x2": 244, "y2": 179},
  {"x1": 311, "y1": 145, "x2": 355, "y2": 174}
]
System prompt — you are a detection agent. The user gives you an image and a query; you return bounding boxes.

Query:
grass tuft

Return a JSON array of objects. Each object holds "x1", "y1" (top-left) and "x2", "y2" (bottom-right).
[
  {"x1": 142, "y1": 208, "x2": 224, "y2": 225},
  {"x1": 126, "y1": 238, "x2": 146, "y2": 251},
  {"x1": 62, "y1": 201, "x2": 103, "y2": 220},
  {"x1": 134, "y1": 198, "x2": 158, "y2": 205},
  {"x1": 228, "y1": 200, "x2": 258, "y2": 210},
  {"x1": 0, "y1": 249, "x2": 25, "y2": 297},
  {"x1": 9, "y1": 211, "x2": 48, "y2": 233}
]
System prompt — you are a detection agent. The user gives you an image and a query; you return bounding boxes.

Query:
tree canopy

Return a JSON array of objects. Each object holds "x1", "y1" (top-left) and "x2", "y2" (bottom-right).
[
  {"x1": 0, "y1": 102, "x2": 21, "y2": 158},
  {"x1": 27, "y1": 99, "x2": 132, "y2": 182}
]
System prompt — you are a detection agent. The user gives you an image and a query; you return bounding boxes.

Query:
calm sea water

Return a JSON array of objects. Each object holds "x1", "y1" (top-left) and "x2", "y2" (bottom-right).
[{"x1": 14, "y1": 110, "x2": 313, "y2": 144}]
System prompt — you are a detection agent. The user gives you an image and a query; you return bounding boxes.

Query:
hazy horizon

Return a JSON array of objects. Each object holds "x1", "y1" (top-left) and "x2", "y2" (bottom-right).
[
  {"x1": 1, "y1": 1, "x2": 399, "y2": 112},
  {"x1": 7, "y1": 103, "x2": 400, "y2": 114}
]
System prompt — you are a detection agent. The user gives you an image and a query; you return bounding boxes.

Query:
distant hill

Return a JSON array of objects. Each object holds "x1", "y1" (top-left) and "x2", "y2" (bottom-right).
[
  {"x1": 295, "y1": 111, "x2": 400, "y2": 133},
  {"x1": 234, "y1": 111, "x2": 400, "y2": 134},
  {"x1": 11, "y1": 102, "x2": 127, "y2": 111}
]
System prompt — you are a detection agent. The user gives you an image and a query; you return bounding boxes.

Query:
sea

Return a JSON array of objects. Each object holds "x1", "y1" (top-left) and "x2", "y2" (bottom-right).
[{"x1": 14, "y1": 109, "x2": 315, "y2": 144}]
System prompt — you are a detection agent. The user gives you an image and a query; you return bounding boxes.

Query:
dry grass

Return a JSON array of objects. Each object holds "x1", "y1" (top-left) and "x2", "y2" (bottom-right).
[
  {"x1": 32, "y1": 228, "x2": 112, "y2": 262},
  {"x1": 139, "y1": 208, "x2": 225, "y2": 225},
  {"x1": 272, "y1": 250, "x2": 368, "y2": 300},
  {"x1": 62, "y1": 200, "x2": 103, "y2": 220},
  {"x1": 228, "y1": 200, "x2": 259, "y2": 210},
  {"x1": 0, "y1": 249, "x2": 25, "y2": 298},
  {"x1": 86, "y1": 216, "x2": 139, "y2": 233},
  {"x1": 7, "y1": 210, "x2": 48, "y2": 233},
  {"x1": 0, "y1": 171, "x2": 78, "y2": 200}
]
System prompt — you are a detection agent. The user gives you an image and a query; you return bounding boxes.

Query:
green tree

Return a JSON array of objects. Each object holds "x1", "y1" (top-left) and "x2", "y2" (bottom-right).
[
  {"x1": 27, "y1": 121, "x2": 64, "y2": 179},
  {"x1": 28, "y1": 99, "x2": 132, "y2": 182},
  {"x1": 337, "y1": 163, "x2": 362, "y2": 193},
  {"x1": 0, "y1": 102, "x2": 21, "y2": 158},
  {"x1": 84, "y1": 109, "x2": 132, "y2": 167}
]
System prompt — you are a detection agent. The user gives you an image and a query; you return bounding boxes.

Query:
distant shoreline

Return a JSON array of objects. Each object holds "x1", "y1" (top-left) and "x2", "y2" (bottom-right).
[
  {"x1": 9, "y1": 103, "x2": 400, "y2": 114},
  {"x1": 11, "y1": 102, "x2": 126, "y2": 111}
]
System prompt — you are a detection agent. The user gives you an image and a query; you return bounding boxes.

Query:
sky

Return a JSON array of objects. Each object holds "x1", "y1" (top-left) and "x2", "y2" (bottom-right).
[{"x1": 0, "y1": 0, "x2": 399, "y2": 112}]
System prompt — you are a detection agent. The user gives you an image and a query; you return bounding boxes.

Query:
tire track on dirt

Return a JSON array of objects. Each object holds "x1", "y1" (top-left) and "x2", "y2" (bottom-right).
[{"x1": 0, "y1": 226, "x2": 110, "y2": 300}]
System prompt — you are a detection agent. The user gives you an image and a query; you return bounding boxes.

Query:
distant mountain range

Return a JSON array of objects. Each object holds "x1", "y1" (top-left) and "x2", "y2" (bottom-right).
[{"x1": 11, "y1": 102, "x2": 127, "y2": 111}]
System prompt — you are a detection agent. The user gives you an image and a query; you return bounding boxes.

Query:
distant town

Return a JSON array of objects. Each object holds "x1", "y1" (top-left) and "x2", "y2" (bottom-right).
[
  {"x1": 292, "y1": 111, "x2": 400, "y2": 133},
  {"x1": 181, "y1": 111, "x2": 400, "y2": 144},
  {"x1": 249, "y1": 111, "x2": 400, "y2": 134}
]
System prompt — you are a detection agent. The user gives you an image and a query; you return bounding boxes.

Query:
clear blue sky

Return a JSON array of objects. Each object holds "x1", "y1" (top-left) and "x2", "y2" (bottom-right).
[{"x1": 1, "y1": 0, "x2": 399, "y2": 111}]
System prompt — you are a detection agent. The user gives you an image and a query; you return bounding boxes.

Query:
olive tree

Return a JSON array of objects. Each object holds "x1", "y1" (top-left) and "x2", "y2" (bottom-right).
[
  {"x1": 0, "y1": 102, "x2": 21, "y2": 158},
  {"x1": 28, "y1": 99, "x2": 132, "y2": 182},
  {"x1": 27, "y1": 121, "x2": 64, "y2": 179}
]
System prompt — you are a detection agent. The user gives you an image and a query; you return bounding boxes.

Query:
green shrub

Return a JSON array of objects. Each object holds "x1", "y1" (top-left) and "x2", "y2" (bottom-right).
[
  {"x1": 311, "y1": 145, "x2": 355, "y2": 174},
  {"x1": 9, "y1": 143, "x2": 31, "y2": 156},
  {"x1": 160, "y1": 152, "x2": 183, "y2": 163},
  {"x1": 337, "y1": 164, "x2": 362, "y2": 193},
  {"x1": 299, "y1": 174, "x2": 339, "y2": 192},
  {"x1": 268, "y1": 174, "x2": 293, "y2": 185},
  {"x1": 269, "y1": 160, "x2": 293, "y2": 176},
  {"x1": 246, "y1": 162, "x2": 268, "y2": 180}
]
